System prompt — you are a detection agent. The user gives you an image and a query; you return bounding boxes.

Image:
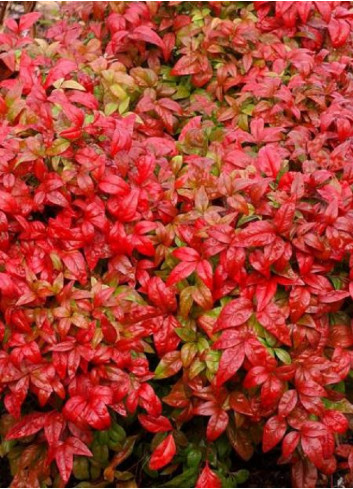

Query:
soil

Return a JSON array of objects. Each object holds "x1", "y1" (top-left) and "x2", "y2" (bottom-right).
[
  {"x1": 0, "y1": 456, "x2": 11, "y2": 488},
  {"x1": 240, "y1": 449, "x2": 291, "y2": 488}
]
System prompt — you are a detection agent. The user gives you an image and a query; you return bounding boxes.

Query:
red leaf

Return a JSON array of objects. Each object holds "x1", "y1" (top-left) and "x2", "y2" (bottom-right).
[
  {"x1": 19, "y1": 12, "x2": 41, "y2": 31},
  {"x1": 207, "y1": 410, "x2": 229, "y2": 441},
  {"x1": 300, "y1": 435, "x2": 324, "y2": 469},
  {"x1": 318, "y1": 290, "x2": 350, "y2": 303},
  {"x1": 289, "y1": 287, "x2": 311, "y2": 322},
  {"x1": 282, "y1": 431, "x2": 300, "y2": 459},
  {"x1": 130, "y1": 25, "x2": 164, "y2": 48},
  {"x1": 291, "y1": 458, "x2": 318, "y2": 488},
  {"x1": 63, "y1": 390, "x2": 112, "y2": 430},
  {"x1": 98, "y1": 174, "x2": 130, "y2": 195},
  {"x1": 273, "y1": 200, "x2": 296, "y2": 233},
  {"x1": 0, "y1": 273, "x2": 18, "y2": 297},
  {"x1": 53, "y1": 437, "x2": 92, "y2": 483},
  {"x1": 6, "y1": 412, "x2": 45, "y2": 439},
  {"x1": 154, "y1": 351, "x2": 183, "y2": 379},
  {"x1": 147, "y1": 277, "x2": 177, "y2": 313},
  {"x1": 263, "y1": 415, "x2": 287, "y2": 452},
  {"x1": 166, "y1": 261, "x2": 197, "y2": 286},
  {"x1": 63, "y1": 396, "x2": 88, "y2": 429},
  {"x1": 196, "y1": 259, "x2": 213, "y2": 289},
  {"x1": 213, "y1": 330, "x2": 242, "y2": 350},
  {"x1": 314, "y1": 2, "x2": 332, "y2": 22},
  {"x1": 261, "y1": 376, "x2": 284, "y2": 408},
  {"x1": 158, "y1": 98, "x2": 182, "y2": 115},
  {"x1": 149, "y1": 433, "x2": 176, "y2": 471},
  {"x1": 173, "y1": 247, "x2": 200, "y2": 262},
  {"x1": 230, "y1": 392, "x2": 253, "y2": 416},
  {"x1": 257, "y1": 303, "x2": 291, "y2": 346},
  {"x1": 322, "y1": 410, "x2": 348, "y2": 434},
  {"x1": 233, "y1": 221, "x2": 276, "y2": 247},
  {"x1": 4, "y1": 17, "x2": 18, "y2": 33},
  {"x1": 328, "y1": 322, "x2": 353, "y2": 348},
  {"x1": 54, "y1": 443, "x2": 73, "y2": 483},
  {"x1": 85, "y1": 397, "x2": 112, "y2": 430},
  {"x1": 153, "y1": 315, "x2": 180, "y2": 356},
  {"x1": 162, "y1": 32, "x2": 175, "y2": 61},
  {"x1": 0, "y1": 191, "x2": 17, "y2": 214},
  {"x1": 214, "y1": 297, "x2": 253, "y2": 332},
  {"x1": 256, "y1": 145, "x2": 282, "y2": 178},
  {"x1": 138, "y1": 414, "x2": 173, "y2": 433},
  {"x1": 138, "y1": 384, "x2": 162, "y2": 417},
  {"x1": 256, "y1": 280, "x2": 277, "y2": 312},
  {"x1": 279, "y1": 390, "x2": 298, "y2": 417},
  {"x1": 194, "y1": 401, "x2": 218, "y2": 416},
  {"x1": 196, "y1": 464, "x2": 222, "y2": 488},
  {"x1": 328, "y1": 18, "x2": 350, "y2": 48},
  {"x1": 61, "y1": 251, "x2": 87, "y2": 285},
  {"x1": 215, "y1": 345, "x2": 245, "y2": 386},
  {"x1": 171, "y1": 54, "x2": 199, "y2": 76},
  {"x1": 297, "y1": 2, "x2": 312, "y2": 23},
  {"x1": 243, "y1": 366, "x2": 269, "y2": 388},
  {"x1": 44, "y1": 411, "x2": 66, "y2": 446},
  {"x1": 44, "y1": 59, "x2": 77, "y2": 88}
]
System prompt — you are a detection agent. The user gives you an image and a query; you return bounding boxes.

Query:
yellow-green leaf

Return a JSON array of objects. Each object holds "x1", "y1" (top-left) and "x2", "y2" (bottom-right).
[
  {"x1": 46, "y1": 139, "x2": 70, "y2": 156},
  {"x1": 61, "y1": 80, "x2": 86, "y2": 91}
]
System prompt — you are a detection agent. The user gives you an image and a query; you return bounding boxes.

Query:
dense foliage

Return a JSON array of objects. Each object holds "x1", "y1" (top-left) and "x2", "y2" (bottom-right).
[{"x1": 1, "y1": 1, "x2": 353, "y2": 487}]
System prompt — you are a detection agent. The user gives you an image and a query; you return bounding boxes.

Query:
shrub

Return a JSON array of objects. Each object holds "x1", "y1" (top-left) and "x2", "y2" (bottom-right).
[{"x1": 1, "y1": 1, "x2": 353, "y2": 487}]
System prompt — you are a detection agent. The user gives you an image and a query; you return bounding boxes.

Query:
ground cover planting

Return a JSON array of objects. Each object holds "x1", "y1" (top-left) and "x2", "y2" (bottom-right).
[{"x1": 1, "y1": 1, "x2": 353, "y2": 487}]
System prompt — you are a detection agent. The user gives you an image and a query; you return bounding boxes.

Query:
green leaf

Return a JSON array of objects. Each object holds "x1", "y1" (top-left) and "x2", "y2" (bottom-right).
[
  {"x1": 322, "y1": 398, "x2": 353, "y2": 413},
  {"x1": 241, "y1": 104, "x2": 254, "y2": 116},
  {"x1": 174, "y1": 85, "x2": 190, "y2": 99},
  {"x1": 205, "y1": 350, "x2": 220, "y2": 375},
  {"x1": 263, "y1": 329, "x2": 277, "y2": 347},
  {"x1": 274, "y1": 348, "x2": 291, "y2": 364},
  {"x1": 46, "y1": 139, "x2": 70, "y2": 156},
  {"x1": 105, "y1": 102, "x2": 119, "y2": 116},
  {"x1": 110, "y1": 84, "x2": 127, "y2": 99},
  {"x1": 330, "y1": 276, "x2": 342, "y2": 290},
  {"x1": 160, "y1": 468, "x2": 198, "y2": 488},
  {"x1": 235, "y1": 469, "x2": 249, "y2": 484},
  {"x1": 237, "y1": 214, "x2": 259, "y2": 228},
  {"x1": 119, "y1": 97, "x2": 130, "y2": 115},
  {"x1": 197, "y1": 337, "x2": 209, "y2": 353},
  {"x1": 175, "y1": 327, "x2": 197, "y2": 342}
]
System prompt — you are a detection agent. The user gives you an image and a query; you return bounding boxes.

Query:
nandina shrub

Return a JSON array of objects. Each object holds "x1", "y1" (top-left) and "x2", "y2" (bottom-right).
[{"x1": 1, "y1": 1, "x2": 353, "y2": 487}]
